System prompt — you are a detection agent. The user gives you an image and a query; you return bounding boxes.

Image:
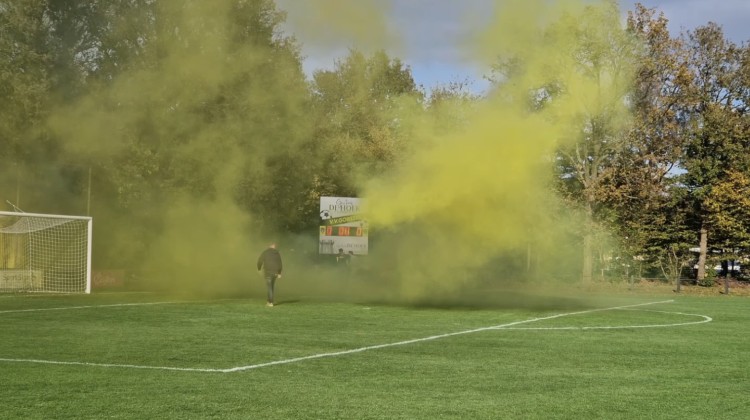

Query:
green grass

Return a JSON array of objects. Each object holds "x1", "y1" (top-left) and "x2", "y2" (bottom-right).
[{"x1": 1, "y1": 291, "x2": 748, "y2": 419}]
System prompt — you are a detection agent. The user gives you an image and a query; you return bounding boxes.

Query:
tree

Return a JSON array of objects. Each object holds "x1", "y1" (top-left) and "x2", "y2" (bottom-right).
[
  {"x1": 0, "y1": 1, "x2": 160, "y2": 214},
  {"x1": 425, "y1": 78, "x2": 482, "y2": 135},
  {"x1": 0, "y1": 0, "x2": 52, "y2": 201},
  {"x1": 484, "y1": 1, "x2": 641, "y2": 283},
  {"x1": 541, "y1": 2, "x2": 639, "y2": 283},
  {"x1": 676, "y1": 23, "x2": 750, "y2": 280},
  {"x1": 0, "y1": 0, "x2": 103, "y2": 213},
  {"x1": 598, "y1": 4, "x2": 689, "y2": 276},
  {"x1": 42, "y1": 0, "x2": 314, "y2": 267},
  {"x1": 704, "y1": 170, "x2": 750, "y2": 277},
  {"x1": 309, "y1": 49, "x2": 422, "y2": 199},
  {"x1": 642, "y1": 185, "x2": 696, "y2": 290}
]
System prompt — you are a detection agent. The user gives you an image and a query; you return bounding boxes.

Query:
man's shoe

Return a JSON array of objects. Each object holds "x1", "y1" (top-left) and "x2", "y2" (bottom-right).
[{"x1": 266, "y1": 302, "x2": 274, "y2": 307}]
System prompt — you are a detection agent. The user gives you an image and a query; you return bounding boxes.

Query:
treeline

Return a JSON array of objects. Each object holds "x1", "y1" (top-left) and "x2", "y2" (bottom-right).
[{"x1": 0, "y1": 1, "x2": 748, "y2": 284}]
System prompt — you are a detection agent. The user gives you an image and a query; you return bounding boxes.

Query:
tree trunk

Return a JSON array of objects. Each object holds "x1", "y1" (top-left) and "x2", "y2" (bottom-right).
[
  {"x1": 582, "y1": 232, "x2": 593, "y2": 283},
  {"x1": 672, "y1": 248, "x2": 681, "y2": 293},
  {"x1": 697, "y1": 224, "x2": 708, "y2": 281},
  {"x1": 581, "y1": 203, "x2": 594, "y2": 284}
]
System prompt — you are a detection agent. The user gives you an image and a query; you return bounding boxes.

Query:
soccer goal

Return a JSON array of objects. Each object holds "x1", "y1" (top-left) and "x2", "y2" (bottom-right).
[{"x1": 0, "y1": 211, "x2": 92, "y2": 293}]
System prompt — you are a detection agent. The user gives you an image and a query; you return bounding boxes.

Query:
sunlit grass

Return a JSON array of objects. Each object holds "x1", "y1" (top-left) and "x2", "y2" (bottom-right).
[{"x1": 1, "y1": 292, "x2": 747, "y2": 419}]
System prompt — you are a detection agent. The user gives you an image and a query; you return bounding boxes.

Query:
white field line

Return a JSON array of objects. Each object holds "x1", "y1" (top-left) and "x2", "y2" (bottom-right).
[
  {"x1": 222, "y1": 300, "x2": 678, "y2": 373},
  {"x1": 0, "y1": 299, "x2": 240, "y2": 314},
  {"x1": 0, "y1": 291, "x2": 155, "y2": 299},
  {"x1": 0, "y1": 301, "x2": 186, "y2": 314},
  {"x1": 50, "y1": 291, "x2": 155, "y2": 297},
  {"x1": 0, "y1": 299, "x2": 707, "y2": 374},
  {"x1": 0, "y1": 358, "x2": 224, "y2": 373},
  {"x1": 500, "y1": 309, "x2": 712, "y2": 330},
  {"x1": 0, "y1": 294, "x2": 71, "y2": 299}
]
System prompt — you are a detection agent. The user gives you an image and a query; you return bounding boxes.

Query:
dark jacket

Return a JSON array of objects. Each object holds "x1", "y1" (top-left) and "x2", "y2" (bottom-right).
[{"x1": 257, "y1": 247, "x2": 282, "y2": 275}]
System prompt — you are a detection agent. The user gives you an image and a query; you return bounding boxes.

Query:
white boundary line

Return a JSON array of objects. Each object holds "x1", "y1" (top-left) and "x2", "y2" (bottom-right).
[
  {"x1": 0, "y1": 299, "x2": 702, "y2": 373},
  {"x1": 0, "y1": 358, "x2": 224, "y2": 373},
  {"x1": 223, "y1": 300, "x2": 681, "y2": 373},
  {"x1": 0, "y1": 301, "x2": 184, "y2": 314},
  {"x1": 0, "y1": 299, "x2": 241, "y2": 314},
  {"x1": 500, "y1": 309, "x2": 712, "y2": 330}
]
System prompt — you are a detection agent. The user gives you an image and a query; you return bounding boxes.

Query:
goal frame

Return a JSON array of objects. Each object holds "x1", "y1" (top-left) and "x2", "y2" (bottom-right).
[{"x1": 0, "y1": 210, "x2": 92, "y2": 294}]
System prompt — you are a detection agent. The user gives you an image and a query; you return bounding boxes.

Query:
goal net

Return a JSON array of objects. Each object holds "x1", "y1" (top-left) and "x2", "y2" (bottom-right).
[{"x1": 0, "y1": 211, "x2": 92, "y2": 293}]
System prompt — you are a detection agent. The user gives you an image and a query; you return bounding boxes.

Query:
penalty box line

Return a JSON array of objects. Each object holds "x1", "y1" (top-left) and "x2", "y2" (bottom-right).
[{"x1": 1, "y1": 299, "x2": 677, "y2": 374}]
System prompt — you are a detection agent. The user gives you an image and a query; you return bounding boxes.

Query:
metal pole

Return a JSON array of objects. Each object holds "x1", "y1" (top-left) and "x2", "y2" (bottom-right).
[
  {"x1": 87, "y1": 167, "x2": 92, "y2": 216},
  {"x1": 15, "y1": 163, "x2": 20, "y2": 208}
]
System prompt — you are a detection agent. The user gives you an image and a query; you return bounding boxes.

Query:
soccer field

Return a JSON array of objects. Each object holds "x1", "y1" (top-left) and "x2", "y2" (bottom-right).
[{"x1": 1, "y1": 292, "x2": 747, "y2": 419}]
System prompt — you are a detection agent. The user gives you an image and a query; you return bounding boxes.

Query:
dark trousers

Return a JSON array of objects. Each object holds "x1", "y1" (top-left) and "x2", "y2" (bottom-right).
[{"x1": 264, "y1": 273, "x2": 278, "y2": 303}]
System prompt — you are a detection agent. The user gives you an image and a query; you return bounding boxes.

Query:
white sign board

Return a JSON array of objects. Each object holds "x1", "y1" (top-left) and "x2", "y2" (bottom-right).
[{"x1": 319, "y1": 197, "x2": 368, "y2": 255}]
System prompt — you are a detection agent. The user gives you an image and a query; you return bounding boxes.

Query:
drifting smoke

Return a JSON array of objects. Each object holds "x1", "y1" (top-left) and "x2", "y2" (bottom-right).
[
  {"x1": 34, "y1": 0, "x2": 634, "y2": 304},
  {"x1": 47, "y1": 0, "x2": 311, "y2": 297},
  {"x1": 359, "y1": 0, "x2": 635, "y2": 302}
]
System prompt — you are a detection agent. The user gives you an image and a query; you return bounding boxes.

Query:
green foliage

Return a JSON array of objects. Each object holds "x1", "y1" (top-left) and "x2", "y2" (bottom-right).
[
  {"x1": 425, "y1": 79, "x2": 481, "y2": 134},
  {"x1": 632, "y1": 185, "x2": 696, "y2": 282},
  {"x1": 492, "y1": 0, "x2": 640, "y2": 282},
  {"x1": 704, "y1": 170, "x2": 750, "y2": 251},
  {"x1": 309, "y1": 49, "x2": 422, "y2": 195},
  {"x1": 0, "y1": 0, "x2": 52, "y2": 161},
  {"x1": 697, "y1": 275, "x2": 715, "y2": 287},
  {"x1": 2, "y1": 0, "x2": 750, "y2": 277},
  {"x1": 674, "y1": 23, "x2": 750, "y2": 279}
]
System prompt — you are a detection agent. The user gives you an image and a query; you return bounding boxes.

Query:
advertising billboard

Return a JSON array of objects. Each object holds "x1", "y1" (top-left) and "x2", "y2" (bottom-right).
[{"x1": 319, "y1": 197, "x2": 368, "y2": 255}]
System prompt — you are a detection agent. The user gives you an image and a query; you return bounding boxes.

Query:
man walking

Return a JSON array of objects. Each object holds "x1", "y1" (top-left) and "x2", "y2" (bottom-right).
[{"x1": 257, "y1": 242, "x2": 282, "y2": 307}]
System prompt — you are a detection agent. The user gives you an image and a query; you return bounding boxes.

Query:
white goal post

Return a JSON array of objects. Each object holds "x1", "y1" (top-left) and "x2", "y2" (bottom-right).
[{"x1": 0, "y1": 211, "x2": 92, "y2": 294}]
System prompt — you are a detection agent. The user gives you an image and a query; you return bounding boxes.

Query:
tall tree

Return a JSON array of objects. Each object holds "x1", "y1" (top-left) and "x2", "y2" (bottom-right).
[
  {"x1": 0, "y1": 0, "x2": 51, "y2": 167},
  {"x1": 641, "y1": 184, "x2": 696, "y2": 289},
  {"x1": 0, "y1": 1, "x2": 86, "y2": 212},
  {"x1": 704, "y1": 169, "x2": 750, "y2": 276},
  {"x1": 0, "y1": 0, "x2": 148, "y2": 213},
  {"x1": 600, "y1": 4, "x2": 690, "y2": 275},
  {"x1": 309, "y1": 49, "x2": 422, "y2": 198},
  {"x1": 487, "y1": 1, "x2": 640, "y2": 283},
  {"x1": 547, "y1": 2, "x2": 639, "y2": 283},
  {"x1": 426, "y1": 79, "x2": 481, "y2": 135},
  {"x1": 45, "y1": 0, "x2": 313, "y2": 266},
  {"x1": 676, "y1": 23, "x2": 750, "y2": 280}
]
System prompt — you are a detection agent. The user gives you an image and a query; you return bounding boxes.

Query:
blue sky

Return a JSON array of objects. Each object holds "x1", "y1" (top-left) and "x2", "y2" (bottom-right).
[{"x1": 279, "y1": 0, "x2": 749, "y2": 93}]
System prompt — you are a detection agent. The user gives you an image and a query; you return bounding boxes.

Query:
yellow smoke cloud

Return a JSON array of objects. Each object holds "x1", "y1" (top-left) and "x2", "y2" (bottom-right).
[
  {"x1": 47, "y1": 0, "x2": 309, "y2": 297},
  {"x1": 39, "y1": 0, "x2": 635, "y2": 305},
  {"x1": 361, "y1": 0, "x2": 635, "y2": 301}
]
